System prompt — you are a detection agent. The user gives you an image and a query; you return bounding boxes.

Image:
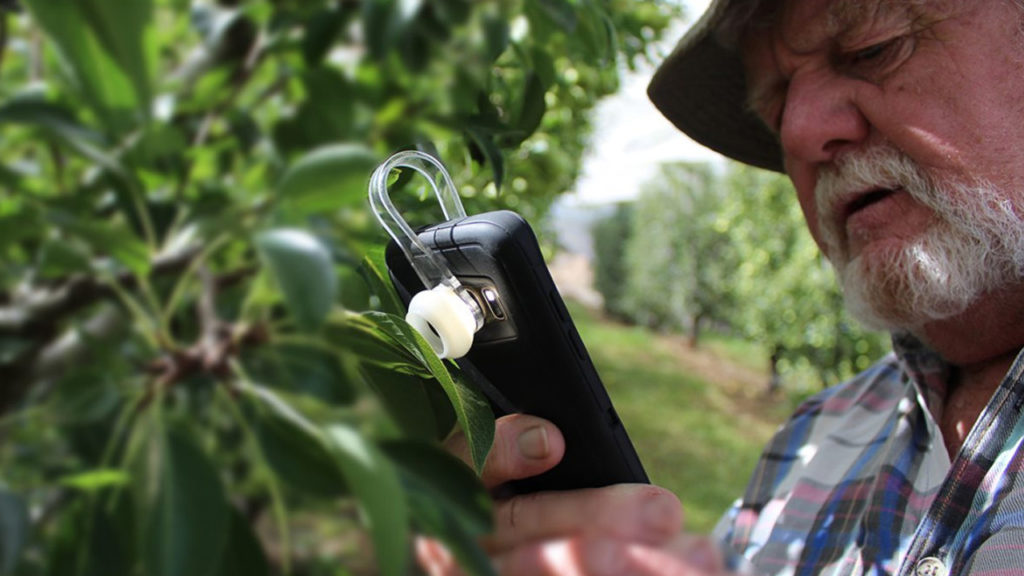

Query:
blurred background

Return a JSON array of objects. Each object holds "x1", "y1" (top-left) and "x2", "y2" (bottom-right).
[{"x1": 0, "y1": 0, "x2": 888, "y2": 574}]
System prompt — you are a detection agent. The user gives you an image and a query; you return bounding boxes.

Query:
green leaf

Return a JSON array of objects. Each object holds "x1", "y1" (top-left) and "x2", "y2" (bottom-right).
[
  {"x1": 243, "y1": 342, "x2": 355, "y2": 405},
  {"x1": 50, "y1": 367, "x2": 122, "y2": 425},
  {"x1": 529, "y1": 47, "x2": 558, "y2": 91},
  {"x1": 359, "y1": 248, "x2": 406, "y2": 316},
  {"x1": 0, "y1": 489, "x2": 28, "y2": 575},
  {"x1": 37, "y1": 237, "x2": 93, "y2": 279},
  {"x1": 136, "y1": 426, "x2": 230, "y2": 576},
  {"x1": 362, "y1": 0, "x2": 424, "y2": 59},
  {"x1": 214, "y1": 508, "x2": 270, "y2": 576},
  {"x1": 242, "y1": 384, "x2": 349, "y2": 497},
  {"x1": 272, "y1": 72, "x2": 358, "y2": 157},
  {"x1": 326, "y1": 310, "x2": 426, "y2": 374},
  {"x1": 530, "y1": 0, "x2": 577, "y2": 32},
  {"x1": 21, "y1": 0, "x2": 145, "y2": 135},
  {"x1": 255, "y1": 228, "x2": 338, "y2": 332},
  {"x1": 465, "y1": 127, "x2": 505, "y2": 192},
  {"x1": 576, "y1": 3, "x2": 614, "y2": 63},
  {"x1": 76, "y1": 0, "x2": 156, "y2": 107},
  {"x1": 46, "y1": 492, "x2": 136, "y2": 576},
  {"x1": 482, "y1": 13, "x2": 510, "y2": 61},
  {"x1": 432, "y1": 0, "x2": 471, "y2": 26},
  {"x1": 360, "y1": 312, "x2": 494, "y2": 474},
  {"x1": 302, "y1": 5, "x2": 351, "y2": 66},
  {"x1": 0, "y1": 96, "x2": 124, "y2": 173},
  {"x1": 323, "y1": 425, "x2": 409, "y2": 576},
  {"x1": 276, "y1": 143, "x2": 378, "y2": 215},
  {"x1": 383, "y1": 441, "x2": 495, "y2": 576},
  {"x1": 513, "y1": 71, "x2": 547, "y2": 144},
  {"x1": 48, "y1": 211, "x2": 151, "y2": 277},
  {"x1": 59, "y1": 469, "x2": 131, "y2": 493},
  {"x1": 361, "y1": 364, "x2": 453, "y2": 441}
]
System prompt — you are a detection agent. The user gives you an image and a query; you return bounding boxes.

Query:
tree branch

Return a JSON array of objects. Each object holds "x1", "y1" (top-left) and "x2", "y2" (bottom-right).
[
  {"x1": 0, "y1": 249, "x2": 259, "y2": 415},
  {"x1": 0, "y1": 248, "x2": 201, "y2": 337}
]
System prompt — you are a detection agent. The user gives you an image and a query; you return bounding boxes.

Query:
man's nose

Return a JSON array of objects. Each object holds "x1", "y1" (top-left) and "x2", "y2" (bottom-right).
[{"x1": 779, "y1": 70, "x2": 869, "y2": 167}]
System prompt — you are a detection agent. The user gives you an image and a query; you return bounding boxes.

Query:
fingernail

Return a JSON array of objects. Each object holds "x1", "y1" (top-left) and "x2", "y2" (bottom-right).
[
  {"x1": 642, "y1": 494, "x2": 679, "y2": 537},
  {"x1": 517, "y1": 425, "x2": 549, "y2": 459}
]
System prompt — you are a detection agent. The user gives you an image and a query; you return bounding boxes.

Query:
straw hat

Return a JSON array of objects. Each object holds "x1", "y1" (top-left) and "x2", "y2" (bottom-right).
[{"x1": 647, "y1": 0, "x2": 784, "y2": 173}]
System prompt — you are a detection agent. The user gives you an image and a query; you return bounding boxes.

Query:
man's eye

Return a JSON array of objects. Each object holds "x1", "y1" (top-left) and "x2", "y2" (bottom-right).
[
  {"x1": 851, "y1": 40, "x2": 893, "y2": 63},
  {"x1": 837, "y1": 36, "x2": 913, "y2": 81}
]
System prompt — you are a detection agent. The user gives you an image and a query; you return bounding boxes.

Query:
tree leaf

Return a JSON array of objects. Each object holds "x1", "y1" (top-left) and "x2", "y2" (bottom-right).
[
  {"x1": 255, "y1": 228, "x2": 338, "y2": 332},
  {"x1": 383, "y1": 441, "x2": 495, "y2": 576},
  {"x1": 59, "y1": 469, "x2": 131, "y2": 493},
  {"x1": 483, "y1": 13, "x2": 510, "y2": 61},
  {"x1": 302, "y1": 5, "x2": 351, "y2": 66},
  {"x1": 276, "y1": 143, "x2": 378, "y2": 216},
  {"x1": 272, "y1": 71, "x2": 358, "y2": 157},
  {"x1": 48, "y1": 210, "x2": 152, "y2": 277},
  {"x1": 50, "y1": 367, "x2": 122, "y2": 425},
  {"x1": 135, "y1": 425, "x2": 230, "y2": 576},
  {"x1": 576, "y1": 2, "x2": 614, "y2": 64},
  {"x1": 20, "y1": 0, "x2": 143, "y2": 135},
  {"x1": 528, "y1": 47, "x2": 558, "y2": 91},
  {"x1": 45, "y1": 492, "x2": 136, "y2": 576},
  {"x1": 242, "y1": 342, "x2": 355, "y2": 405},
  {"x1": 0, "y1": 96, "x2": 123, "y2": 173},
  {"x1": 512, "y1": 71, "x2": 547, "y2": 145},
  {"x1": 465, "y1": 126, "x2": 505, "y2": 192},
  {"x1": 0, "y1": 488, "x2": 28, "y2": 575},
  {"x1": 359, "y1": 248, "x2": 406, "y2": 316},
  {"x1": 326, "y1": 310, "x2": 426, "y2": 374},
  {"x1": 362, "y1": 0, "x2": 424, "y2": 59},
  {"x1": 242, "y1": 384, "x2": 349, "y2": 497},
  {"x1": 77, "y1": 0, "x2": 156, "y2": 108},
  {"x1": 214, "y1": 507, "x2": 270, "y2": 576},
  {"x1": 37, "y1": 237, "x2": 93, "y2": 279},
  {"x1": 360, "y1": 312, "x2": 494, "y2": 474},
  {"x1": 323, "y1": 425, "x2": 409, "y2": 576},
  {"x1": 529, "y1": 0, "x2": 577, "y2": 32},
  {"x1": 361, "y1": 364, "x2": 451, "y2": 441}
]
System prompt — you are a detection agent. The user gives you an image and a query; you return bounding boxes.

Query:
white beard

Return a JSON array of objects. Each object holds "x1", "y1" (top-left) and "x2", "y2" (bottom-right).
[{"x1": 814, "y1": 145, "x2": 1024, "y2": 331}]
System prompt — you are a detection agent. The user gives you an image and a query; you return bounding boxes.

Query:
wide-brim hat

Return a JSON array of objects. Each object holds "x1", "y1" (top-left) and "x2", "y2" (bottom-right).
[{"x1": 648, "y1": 0, "x2": 784, "y2": 173}]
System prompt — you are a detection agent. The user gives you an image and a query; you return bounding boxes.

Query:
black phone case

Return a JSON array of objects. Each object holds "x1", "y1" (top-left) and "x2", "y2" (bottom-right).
[{"x1": 385, "y1": 210, "x2": 648, "y2": 492}]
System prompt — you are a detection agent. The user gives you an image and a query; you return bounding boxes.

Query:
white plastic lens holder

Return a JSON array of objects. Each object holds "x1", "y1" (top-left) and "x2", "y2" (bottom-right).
[{"x1": 368, "y1": 151, "x2": 484, "y2": 359}]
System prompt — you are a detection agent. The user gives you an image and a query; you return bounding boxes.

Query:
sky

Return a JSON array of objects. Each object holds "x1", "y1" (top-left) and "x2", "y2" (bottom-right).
[{"x1": 566, "y1": 0, "x2": 720, "y2": 206}]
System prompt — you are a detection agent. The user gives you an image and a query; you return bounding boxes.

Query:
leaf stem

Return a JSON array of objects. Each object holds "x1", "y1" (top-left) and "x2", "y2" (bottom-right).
[
  {"x1": 220, "y1": 365, "x2": 292, "y2": 574},
  {"x1": 160, "y1": 233, "x2": 229, "y2": 332}
]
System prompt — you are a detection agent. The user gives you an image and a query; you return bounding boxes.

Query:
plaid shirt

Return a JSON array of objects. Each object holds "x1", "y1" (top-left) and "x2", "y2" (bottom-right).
[{"x1": 714, "y1": 333, "x2": 1024, "y2": 575}]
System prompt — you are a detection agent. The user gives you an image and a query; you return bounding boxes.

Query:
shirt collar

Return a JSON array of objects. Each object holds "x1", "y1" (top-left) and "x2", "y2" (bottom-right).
[{"x1": 891, "y1": 331, "x2": 952, "y2": 421}]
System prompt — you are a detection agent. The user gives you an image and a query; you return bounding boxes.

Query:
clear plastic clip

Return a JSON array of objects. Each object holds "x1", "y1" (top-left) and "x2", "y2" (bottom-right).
[{"x1": 368, "y1": 151, "x2": 484, "y2": 359}]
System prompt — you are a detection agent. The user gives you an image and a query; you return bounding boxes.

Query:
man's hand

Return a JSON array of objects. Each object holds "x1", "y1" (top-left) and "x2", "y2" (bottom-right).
[{"x1": 417, "y1": 414, "x2": 731, "y2": 575}]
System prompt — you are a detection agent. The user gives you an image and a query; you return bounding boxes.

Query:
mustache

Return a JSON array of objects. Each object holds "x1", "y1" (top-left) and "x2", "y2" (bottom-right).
[
  {"x1": 814, "y1": 145, "x2": 930, "y2": 260},
  {"x1": 809, "y1": 145, "x2": 1024, "y2": 330}
]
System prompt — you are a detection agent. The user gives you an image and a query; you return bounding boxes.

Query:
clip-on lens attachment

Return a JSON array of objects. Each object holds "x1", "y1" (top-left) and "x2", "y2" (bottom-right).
[{"x1": 369, "y1": 151, "x2": 485, "y2": 359}]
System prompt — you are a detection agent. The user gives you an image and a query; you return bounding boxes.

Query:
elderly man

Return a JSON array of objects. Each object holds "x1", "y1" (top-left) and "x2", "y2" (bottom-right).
[{"x1": 418, "y1": 0, "x2": 1024, "y2": 574}]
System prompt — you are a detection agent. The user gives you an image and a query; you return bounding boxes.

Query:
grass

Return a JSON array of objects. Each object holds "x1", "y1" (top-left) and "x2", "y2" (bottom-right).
[{"x1": 566, "y1": 301, "x2": 791, "y2": 532}]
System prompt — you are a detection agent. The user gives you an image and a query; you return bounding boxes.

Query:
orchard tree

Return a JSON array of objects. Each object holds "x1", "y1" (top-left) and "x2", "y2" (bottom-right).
[
  {"x1": 591, "y1": 202, "x2": 632, "y2": 319},
  {"x1": 594, "y1": 160, "x2": 890, "y2": 390},
  {"x1": 717, "y1": 163, "x2": 890, "y2": 389},
  {"x1": 621, "y1": 162, "x2": 734, "y2": 345},
  {"x1": 0, "y1": 1, "x2": 678, "y2": 575}
]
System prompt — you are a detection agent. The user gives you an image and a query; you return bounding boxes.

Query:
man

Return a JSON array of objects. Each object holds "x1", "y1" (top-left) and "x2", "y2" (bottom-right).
[{"x1": 419, "y1": 0, "x2": 1024, "y2": 573}]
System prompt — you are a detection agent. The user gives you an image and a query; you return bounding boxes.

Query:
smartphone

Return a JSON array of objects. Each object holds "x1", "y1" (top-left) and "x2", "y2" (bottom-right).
[{"x1": 385, "y1": 209, "x2": 648, "y2": 492}]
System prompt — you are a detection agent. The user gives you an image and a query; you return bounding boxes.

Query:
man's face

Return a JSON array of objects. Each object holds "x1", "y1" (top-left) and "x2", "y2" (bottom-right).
[{"x1": 741, "y1": 0, "x2": 1024, "y2": 332}]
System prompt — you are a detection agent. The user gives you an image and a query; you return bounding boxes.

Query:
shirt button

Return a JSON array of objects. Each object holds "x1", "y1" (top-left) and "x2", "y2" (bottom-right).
[{"x1": 914, "y1": 557, "x2": 947, "y2": 576}]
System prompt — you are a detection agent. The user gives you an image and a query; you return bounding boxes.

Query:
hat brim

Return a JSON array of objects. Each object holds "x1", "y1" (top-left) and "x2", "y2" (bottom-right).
[{"x1": 647, "y1": 6, "x2": 784, "y2": 173}]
